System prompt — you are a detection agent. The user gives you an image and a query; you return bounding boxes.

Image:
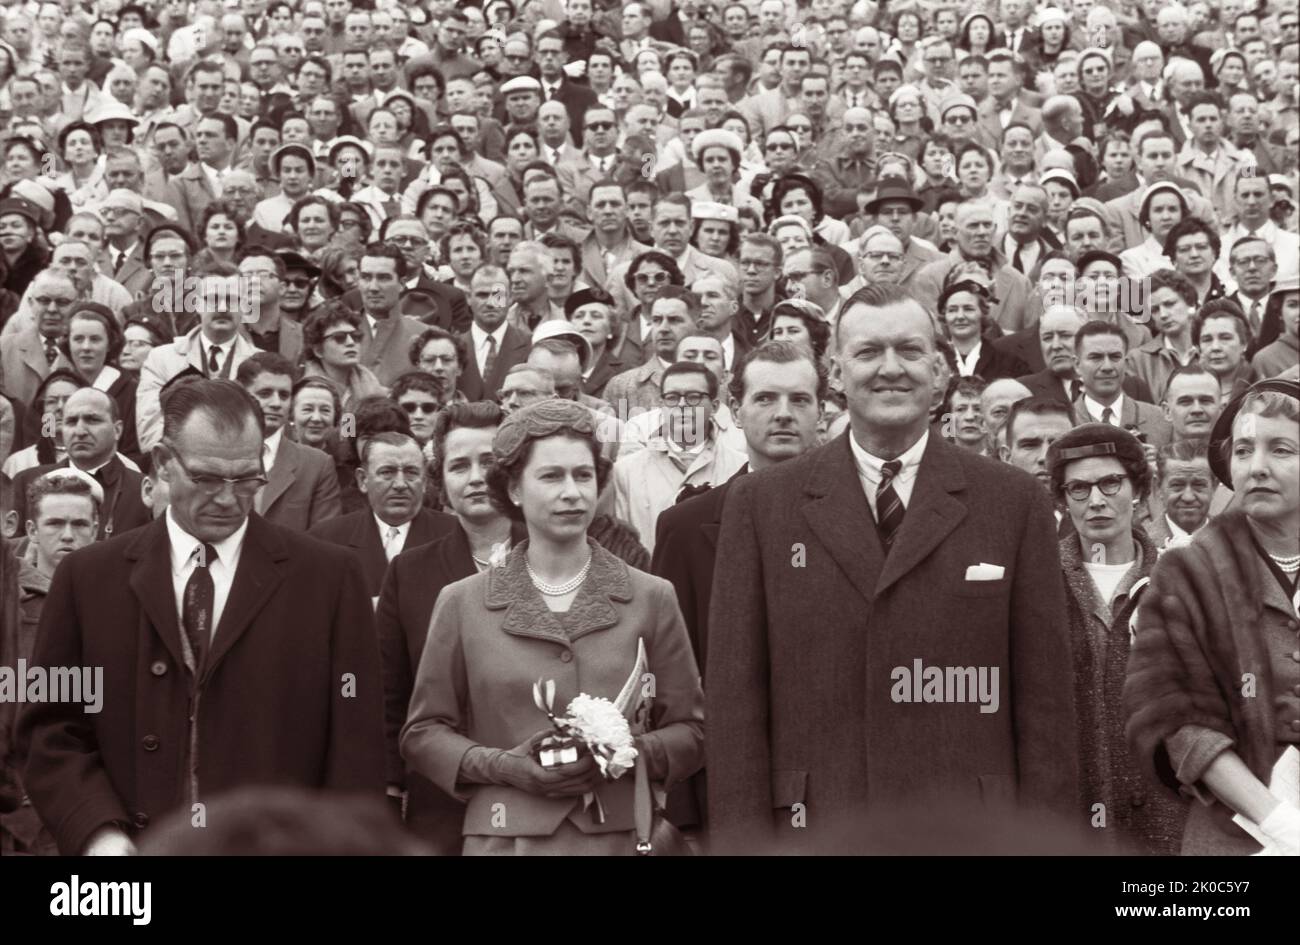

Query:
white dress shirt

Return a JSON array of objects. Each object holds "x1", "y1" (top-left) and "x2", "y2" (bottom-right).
[
  {"x1": 848, "y1": 429, "x2": 929, "y2": 519},
  {"x1": 1082, "y1": 393, "x2": 1125, "y2": 425},
  {"x1": 167, "y1": 509, "x2": 247, "y2": 642},
  {"x1": 469, "y1": 321, "x2": 509, "y2": 376},
  {"x1": 375, "y1": 514, "x2": 411, "y2": 561},
  {"x1": 262, "y1": 427, "x2": 283, "y2": 476},
  {"x1": 720, "y1": 333, "x2": 736, "y2": 370}
]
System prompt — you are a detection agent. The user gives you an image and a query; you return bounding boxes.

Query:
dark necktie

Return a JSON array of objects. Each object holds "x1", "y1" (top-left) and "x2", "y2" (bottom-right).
[
  {"x1": 43, "y1": 335, "x2": 59, "y2": 365},
  {"x1": 208, "y1": 344, "x2": 222, "y2": 377},
  {"x1": 876, "y1": 459, "x2": 905, "y2": 550},
  {"x1": 1101, "y1": 406, "x2": 1115, "y2": 425},
  {"x1": 482, "y1": 334, "x2": 498, "y2": 381},
  {"x1": 1012, "y1": 242, "x2": 1026, "y2": 274},
  {"x1": 1070, "y1": 378, "x2": 1081, "y2": 401},
  {"x1": 113, "y1": 250, "x2": 126, "y2": 275},
  {"x1": 182, "y1": 543, "x2": 217, "y2": 674}
]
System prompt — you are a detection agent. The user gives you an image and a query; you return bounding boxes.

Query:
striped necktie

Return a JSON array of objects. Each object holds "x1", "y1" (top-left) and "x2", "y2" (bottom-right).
[{"x1": 877, "y1": 459, "x2": 905, "y2": 550}]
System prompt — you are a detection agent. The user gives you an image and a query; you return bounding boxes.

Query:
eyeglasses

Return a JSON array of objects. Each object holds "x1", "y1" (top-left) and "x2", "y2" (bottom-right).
[
  {"x1": 1062, "y1": 474, "x2": 1128, "y2": 502},
  {"x1": 784, "y1": 268, "x2": 827, "y2": 280},
  {"x1": 164, "y1": 442, "x2": 268, "y2": 498},
  {"x1": 765, "y1": 141, "x2": 794, "y2": 151},
  {"x1": 283, "y1": 276, "x2": 313, "y2": 288},
  {"x1": 1231, "y1": 255, "x2": 1272, "y2": 269},
  {"x1": 863, "y1": 251, "x2": 903, "y2": 264},
  {"x1": 400, "y1": 401, "x2": 440, "y2": 415},
  {"x1": 662, "y1": 391, "x2": 711, "y2": 406},
  {"x1": 387, "y1": 235, "x2": 425, "y2": 246},
  {"x1": 787, "y1": 124, "x2": 812, "y2": 132},
  {"x1": 945, "y1": 113, "x2": 973, "y2": 125},
  {"x1": 32, "y1": 294, "x2": 76, "y2": 306},
  {"x1": 634, "y1": 271, "x2": 670, "y2": 285},
  {"x1": 324, "y1": 330, "x2": 362, "y2": 343}
]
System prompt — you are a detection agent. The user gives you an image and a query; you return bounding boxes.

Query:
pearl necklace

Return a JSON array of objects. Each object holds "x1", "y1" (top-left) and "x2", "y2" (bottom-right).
[
  {"x1": 1269, "y1": 552, "x2": 1300, "y2": 574},
  {"x1": 527, "y1": 555, "x2": 592, "y2": 596}
]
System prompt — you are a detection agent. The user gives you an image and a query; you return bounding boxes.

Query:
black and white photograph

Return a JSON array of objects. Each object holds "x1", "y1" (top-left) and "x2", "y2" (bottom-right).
[{"x1": 0, "y1": 0, "x2": 1296, "y2": 915}]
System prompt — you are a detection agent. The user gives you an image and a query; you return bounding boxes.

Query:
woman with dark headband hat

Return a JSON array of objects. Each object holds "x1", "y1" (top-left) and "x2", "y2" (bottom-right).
[
  {"x1": 1047, "y1": 423, "x2": 1187, "y2": 854},
  {"x1": 938, "y1": 276, "x2": 1031, "y2": 381},
  {"x1": 1125, "y1": 377, "x2": 1300, "y2": 855},
  {"x1": 58, "y1": 301, "x2": 141, "y2": 466},
  {"x1": 400, "y1": 399, "x2": 704, "y2": 855}
]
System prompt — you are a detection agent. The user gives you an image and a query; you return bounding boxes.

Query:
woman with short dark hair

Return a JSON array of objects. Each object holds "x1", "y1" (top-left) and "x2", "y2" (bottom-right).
[{"x1": 300, "y1": 308, "x2": 387, "y2": 411}]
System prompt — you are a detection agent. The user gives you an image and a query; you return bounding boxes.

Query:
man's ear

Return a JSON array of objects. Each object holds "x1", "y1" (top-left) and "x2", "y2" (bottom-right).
[
  {"x1": 152, "y1": 446, "x2": 171, "y2": 482},
  {"x1": 354, "y1": 466, "x2": 367, "y2": 492},
  {"x1": 2, "y1": 510, "x2": 20, "y2": 540}
]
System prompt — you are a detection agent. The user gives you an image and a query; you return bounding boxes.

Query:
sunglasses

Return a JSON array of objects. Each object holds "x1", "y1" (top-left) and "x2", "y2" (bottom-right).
[
  {"x1": 400, "y1": 401, "x2": 440, "y2": 414},
  {"x1": 586, "y1": 121, "x2": 614, "y2": 131},
  {"x1": 283, "y1": 276, "x2": 313, "y2": 288},
  {"x1": 324, "y1": 330, "x2": 362, "y2": 344},
  {"x1": 634, "y1": 271, "x2": 670, "y2": 284}
]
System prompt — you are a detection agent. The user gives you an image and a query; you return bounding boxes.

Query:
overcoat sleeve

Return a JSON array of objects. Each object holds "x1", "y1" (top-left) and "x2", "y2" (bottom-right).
[{"x1": 702, "y1": 473, "x2": 773, "y2": 843}]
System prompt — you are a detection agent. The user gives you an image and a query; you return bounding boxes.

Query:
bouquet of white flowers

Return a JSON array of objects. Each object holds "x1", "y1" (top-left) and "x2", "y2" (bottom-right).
[{"x1": 531, "y1": 680, "x2": 639, "y2": 780}]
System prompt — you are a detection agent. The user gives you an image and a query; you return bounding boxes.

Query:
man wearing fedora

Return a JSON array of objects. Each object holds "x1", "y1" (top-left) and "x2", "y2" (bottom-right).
[{"x1": 859, "y1": 177, "x2": 940, "y2": 290}]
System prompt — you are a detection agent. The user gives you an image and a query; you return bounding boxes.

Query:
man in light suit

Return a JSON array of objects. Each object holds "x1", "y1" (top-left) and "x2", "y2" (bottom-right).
[
  {"x1": 355, "y1": 243, "x2": 429, "y2": 388},
  {"x1": 18, "y1": 379, "x2": 384, "y2": 855},
  {"x1": 0, "y1": 271, "x2": 77, "y2": 406},
  {"x1": 236, "y1": 353, "x2": 340, "y2": 532},
  {"x1": 706, "y1": 283, "x2": 1080, "y2": 851},
  {"x1": 136, "y1": 263, "x2": 261, "y2": 452},
  {"x1": 308, "y1": 432, "x2": 457, "y2": 596},
  {"x1": 1069, "y1": 320, "x2": 1173, "y2": 449}
]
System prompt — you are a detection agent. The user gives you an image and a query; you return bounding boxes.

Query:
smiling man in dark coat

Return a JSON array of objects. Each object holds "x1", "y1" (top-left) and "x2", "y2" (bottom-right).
[
  {"x1": 18, "y1": 380, "x2": 384, "y2": 855},
  {"x1": 705, "y1": 284, "x2": 1080, "y2": 852}
]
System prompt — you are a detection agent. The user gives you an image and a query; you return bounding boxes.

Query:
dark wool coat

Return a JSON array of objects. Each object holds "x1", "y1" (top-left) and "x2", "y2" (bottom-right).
[
  {"x1": 1124, "y1": 510, "x2": 1300, "y2": 855},
  {"x1": 1060, "y1": 530, "x2": 1187, "y2": 855}
]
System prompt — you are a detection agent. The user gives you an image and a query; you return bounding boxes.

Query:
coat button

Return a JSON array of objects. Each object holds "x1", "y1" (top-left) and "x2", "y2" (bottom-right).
[
  {"x1": 150, "y1": 661, "x2": 167, "y2": 676},
  {"x1": 1293, "y1": 651, "x2": 1300, "y2": 663},
  {"x1": 133, "y1": 812, "x2": 149, "y2": 829},
  {"x1": 1130, "y1": 792, "x2": 1145, "y2": 808},
  {"x1": 142, "y1": 735, "x2": 160, "y2": 751},
  {"x1": 560, "y1": 651, "x2": 573, "y2": 662},
  {"x1": 1294, "y1": 685, "x2": 1300, "y2": 697},
  {"x1": 1291, "y1": 720, "x2": 1300, "y2": 733}
]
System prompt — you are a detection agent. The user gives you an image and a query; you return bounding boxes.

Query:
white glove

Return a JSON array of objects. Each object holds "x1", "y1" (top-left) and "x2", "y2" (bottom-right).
[
  {"x1": 563, "y1": 60, "x2": 587, "y2": 79},
  {"x1": 1257, "y1": 803, "x2": 1300, "y2": 856},
  {"x1": 82, "y1": 825, "x2": 138, "y2": 856}
]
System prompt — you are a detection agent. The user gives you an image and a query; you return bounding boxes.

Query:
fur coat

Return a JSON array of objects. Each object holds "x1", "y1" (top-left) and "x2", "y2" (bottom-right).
[{"x1": 1124, "y1": 510, "x2": 1298, "y2": 854}]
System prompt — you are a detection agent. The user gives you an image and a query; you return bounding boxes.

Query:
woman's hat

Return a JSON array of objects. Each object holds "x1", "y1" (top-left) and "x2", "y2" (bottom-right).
[
  {"x1": 86, "y1": 99, "x2": 139, "y2": 127},
  {"x1": 493, "y1": 399, "x2": 596, "y2": 468},
  {"x1": 328, "y1": 135, "x2": 373, "y2": 166},
  {"x1": 531, "y1": 318, "x2": 593, "y2": 371},
  {"x1": 1207, "y1": 377, "x2": 1300, "y2": 487},
  {"x1": 564, "y1": 286, "x2": 616, "y2": 318},
  {"x1": 1137, "y1": 179, "x2": 1187, "y2": 224},
  {"x1": 1047, "y1": 422, "x2": 1147, "y2": 497},
  {"x1": 937, "y1": 277, "x2": 993, "y2": 313},
  {"x1": 690, "y1": 201, "x2": 739, "y2": 223},
  {"x1": 1040, "y1": 167, "x2": 1079, "y2": 197},
  {"x1": 271, "y1": 143, "x2": 316, "y2": 176},
  {"x1": 691, "y1": 128, "x2": 744, "y2": 162}
]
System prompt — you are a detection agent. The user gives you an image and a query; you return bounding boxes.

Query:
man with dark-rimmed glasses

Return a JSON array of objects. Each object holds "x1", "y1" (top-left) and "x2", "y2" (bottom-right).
[{"x1": 19, "y1": 378, "x2": 385, "y2": 855}]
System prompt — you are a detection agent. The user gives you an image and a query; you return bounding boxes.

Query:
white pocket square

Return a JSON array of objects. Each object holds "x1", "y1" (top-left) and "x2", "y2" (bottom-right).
[{"x1": 965, "y1": 563, "x2": 1005, "y2": 581}]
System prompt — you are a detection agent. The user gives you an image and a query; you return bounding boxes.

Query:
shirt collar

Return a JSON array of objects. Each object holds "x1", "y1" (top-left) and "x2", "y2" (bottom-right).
[
  {"x1": 1165, "y1": 514, "x2": 1194, "y2": 543},
  {"x1": 1083, "y1": 392, "x2": 1125, "y2": 421},
  {"x1": 848, "y1": 428, "x2": 928, "y2": 483},
  {"x1": 263, "y1": 427, "x2": 283, "y2": 464},
  {"x1": 471, "y1": 321, "x2": 508, "y2": 347},
  {"x1": 373, "y1": 512, "x2": 411, "y2": 540},
  {"x1": 166, "y1": 507, "x2": 249, "y2": 578}
]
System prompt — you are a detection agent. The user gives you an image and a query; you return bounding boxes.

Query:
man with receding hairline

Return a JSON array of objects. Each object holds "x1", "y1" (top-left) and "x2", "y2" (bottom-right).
[
  {"x1": 707, "y1": 284, "x2": 1078, "y2": 850},
  {"x1": 19, "y1": 379, "x2": 384, "y2": 855}
]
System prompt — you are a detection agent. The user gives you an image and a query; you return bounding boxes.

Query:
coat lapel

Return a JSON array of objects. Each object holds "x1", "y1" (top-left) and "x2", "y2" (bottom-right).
[
  {"x1": 365, "y1": 316, "x2": 396, "y2": 372},
  {"x1": 204, "y1": 516, "x2": 287, "y2": 679},
  {"x1": 256, "y1": 436, "x2": 298, "y2": 513},
  {"x1": 485, "y1": 539, "x2": 630, "y2": 645},
  {"x1": 800, "y1": 434, "x2": 880, "y2": 605},
  {"x1": 126, "y1": 518, "x2": 187, "y2": 671},
  {"x1": 876, "y1": 436, "x2": 968, "y2": 597}
]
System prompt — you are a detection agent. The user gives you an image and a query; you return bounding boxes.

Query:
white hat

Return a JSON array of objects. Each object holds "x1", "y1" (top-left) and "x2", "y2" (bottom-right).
[
  {"x1": 500, "y1": 76, "x2": 543, "y2": 96},
  {"x1": 530, "y1": 319, "x2": 593, "y2": 370},
  {"x1": 690, "y1": 128, "x2": 745, "y2": 162},
  {"x1": 691, "y1": 201, "x2": 740, "y2": 223}
]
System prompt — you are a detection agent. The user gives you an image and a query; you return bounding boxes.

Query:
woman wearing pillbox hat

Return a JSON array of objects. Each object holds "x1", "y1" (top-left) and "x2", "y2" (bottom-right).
[
  {"x1": 1125, "y1": 377, "x2": 1300, "y2": 855},
  {"x1": 399, "y1": 399, "x2": 704, "y2": 855},
  {"x1": 687, "y1": 129, "x2": 764, "y2": 221},
  {"x1": 1046, "y1": 423, "x2": 1187, "y2": 854},
  {"x1": 1023, "y1": 7, "x2": 1072, "y2": 74}
]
